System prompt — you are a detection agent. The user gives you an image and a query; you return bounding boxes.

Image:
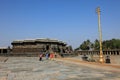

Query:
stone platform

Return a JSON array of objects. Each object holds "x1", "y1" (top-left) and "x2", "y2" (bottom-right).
[{"x1": 0, "y1": 57, "x2": 120, "y2": 80}]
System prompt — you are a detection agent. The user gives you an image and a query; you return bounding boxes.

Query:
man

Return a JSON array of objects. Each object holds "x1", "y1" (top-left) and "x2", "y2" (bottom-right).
[{"x1": 39, "y1": 53, "x2": 43, "y2": 61}]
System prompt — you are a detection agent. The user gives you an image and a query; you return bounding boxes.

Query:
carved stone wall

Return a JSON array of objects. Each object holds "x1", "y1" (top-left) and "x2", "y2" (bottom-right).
[{"x1": 11, "y1": 39, "x2": 67, "y2": 55}]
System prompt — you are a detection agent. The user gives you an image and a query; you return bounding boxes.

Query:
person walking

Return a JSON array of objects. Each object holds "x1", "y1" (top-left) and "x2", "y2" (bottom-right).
[
  {"x1": 39, "y1": 53, "x2": 43, "y2": 61},
  {"x1": 50, "y1": 52, "x2": 54, "y2": 60},
  {"x1": 46, "y1": 52, "x2": 49, "y2": 60}
]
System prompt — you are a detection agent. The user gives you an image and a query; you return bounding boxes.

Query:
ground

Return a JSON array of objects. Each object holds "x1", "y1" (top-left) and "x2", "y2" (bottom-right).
[{"x1": 0, "y1": 57, "x2": 120, "y2": 80}]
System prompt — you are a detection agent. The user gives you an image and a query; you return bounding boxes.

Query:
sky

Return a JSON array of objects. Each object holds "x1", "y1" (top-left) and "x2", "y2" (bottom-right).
[{"x1": 0, "y1": 0, "x2": 120, "y2": 49}]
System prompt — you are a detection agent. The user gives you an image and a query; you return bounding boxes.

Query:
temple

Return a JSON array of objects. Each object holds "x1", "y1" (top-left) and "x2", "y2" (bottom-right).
[{"x1": 11, "y1": 38, "x2": 67, "y2": 56}]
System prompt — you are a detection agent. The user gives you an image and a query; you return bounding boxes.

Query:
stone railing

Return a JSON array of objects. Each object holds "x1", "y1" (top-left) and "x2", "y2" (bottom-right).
[{"x1": 76, "y1": 49, "x2": 120, "y2": 55}]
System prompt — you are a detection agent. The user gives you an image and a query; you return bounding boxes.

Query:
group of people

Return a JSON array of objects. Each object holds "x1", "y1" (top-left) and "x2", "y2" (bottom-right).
[{"x1": 39, "y1": 51, "x2": 56, "y2": 61}]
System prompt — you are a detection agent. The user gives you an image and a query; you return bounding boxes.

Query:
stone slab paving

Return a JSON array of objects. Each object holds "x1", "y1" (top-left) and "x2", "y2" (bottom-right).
[
  {"x1": 57, "y1": 57, "x2": 120, "y2": 72},
  {"x1": 0, "y1": 57, "x2": 120, "y2": 80},
  {"x1": 0, "y1": 57, "x2": 8, "y2": 62}
]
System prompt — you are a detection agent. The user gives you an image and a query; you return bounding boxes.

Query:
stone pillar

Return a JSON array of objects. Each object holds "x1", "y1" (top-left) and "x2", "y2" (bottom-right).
[
  {"x1": 109, "y1": 51, "x2": 111, "y2": 55},
  {"x1": 115, "y1": 51, "x2": 117, "y2": 55},
  {"x1": 112, "y1": 51, "x2": 114, "y2": 55},
  {"x1": 94, "y1": 52, "x2": 97, "y2": 55},
  {"x1": 92, "y1": 51, "x2": 93, "y2": 55},
  {"x1": 107, "y1": 51, "x2": 109, "y2": 55},
  {"x1": 94, "y1": 51, "x2": 96, "y2": 55},
  {"x1": 79, "y1": 51, "x2": 81, "y2": 55},
  {"x1": 104, "y1": 51, "x2": 106, "y2": 55},
  {"x1": 90, "y1": 52, "x2": 92, "y2": 55},
  {"x1": 91, "y1": 52, "x2": 93, "y2": 55}
]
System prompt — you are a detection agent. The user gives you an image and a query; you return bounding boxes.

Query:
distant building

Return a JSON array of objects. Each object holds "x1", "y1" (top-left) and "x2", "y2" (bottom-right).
[
  {"x1": 0, "y1": 46, "x2": 11, "y2": 55},
  {"x1": 11, "y1": 38, "x2": 67, "y2": 56},
  {"x1": 0, "y1": 47, "x2": 8, "y2": 54}
]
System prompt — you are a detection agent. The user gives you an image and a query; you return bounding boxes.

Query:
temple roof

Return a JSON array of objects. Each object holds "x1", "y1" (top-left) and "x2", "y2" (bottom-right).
[{"x1": 11, "y1": 38, "x2": 67, "y2": 45}]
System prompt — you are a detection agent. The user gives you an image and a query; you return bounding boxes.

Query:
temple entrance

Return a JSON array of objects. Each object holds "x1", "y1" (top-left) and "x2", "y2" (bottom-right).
[{"x1": 46, "y1": 45, "x2": 50, "y2": 51}]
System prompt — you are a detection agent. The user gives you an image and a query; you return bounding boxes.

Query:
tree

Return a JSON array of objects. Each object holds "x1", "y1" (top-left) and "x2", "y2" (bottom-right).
[
  {"x1": 103, "y1": 39, "x2": 120, "y2": 50},
  {"x1": 75, "y1": 38, "x2": 120, "y2": 51},
  {"x1": 74, "y1": 47, "x2": 80, "y2": 51},
  {"x1": 93, "y1": 39, "x2": 100, "y2": 50},
  {"x1": 80, "y1": 39, "x2": 91, "y2": 50}
]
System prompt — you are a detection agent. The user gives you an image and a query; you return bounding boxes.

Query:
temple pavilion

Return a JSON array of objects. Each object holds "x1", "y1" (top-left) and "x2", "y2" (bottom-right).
[{"x1": 11, "y1": 38, "x2": 67, "y2": 56}]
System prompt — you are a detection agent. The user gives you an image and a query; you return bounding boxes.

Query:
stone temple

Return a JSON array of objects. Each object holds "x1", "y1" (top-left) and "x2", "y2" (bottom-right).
[{"x1": 11, "y1": 38, "x2": 67, "y2": 56}]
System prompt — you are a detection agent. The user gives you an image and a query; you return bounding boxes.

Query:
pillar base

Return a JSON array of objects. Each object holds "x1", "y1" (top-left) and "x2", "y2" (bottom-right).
[{"x1": 99, "y1": 56, "x2": 104, "y2": 63}]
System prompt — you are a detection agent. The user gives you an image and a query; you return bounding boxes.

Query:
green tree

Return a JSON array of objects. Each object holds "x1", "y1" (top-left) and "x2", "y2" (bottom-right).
[
  {"x1": 94, "y1": 39, "x2": 100, "y2": 50},
  {"x1": 75, "y1": 38, "x2": 120, "y2": 51},
  {"x1": 74, "y1": 47, "x2": 80, "y2": 51},
  {"x1": 80, "y1": 39, "x2": 91, "y2": 50},
  {"x1": 103, "y1": 39, "x2": 120, "y2": 50}
]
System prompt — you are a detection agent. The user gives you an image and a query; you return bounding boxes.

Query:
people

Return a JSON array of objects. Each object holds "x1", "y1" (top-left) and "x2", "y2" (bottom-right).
[
  {"x1": 55, "y1": 52, "x2": 57, "y2": 58},
  {"x1": 38, "y1": 51, "x2": 56, "y2": 61},
  {"x1": 45, "y1": 52, "x2": 49, "y2": 60},
  {"x1": 39, "y1": 53, "x2": 43, "y2": 61},
  {"x1": 50, "y1": 52, "x2": 54, "y2": 60}
]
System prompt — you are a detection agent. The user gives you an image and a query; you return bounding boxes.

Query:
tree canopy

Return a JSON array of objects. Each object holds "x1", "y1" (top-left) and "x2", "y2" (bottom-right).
[{"x1": 75, "y1": 38, "x2": 120, "y2": 51}]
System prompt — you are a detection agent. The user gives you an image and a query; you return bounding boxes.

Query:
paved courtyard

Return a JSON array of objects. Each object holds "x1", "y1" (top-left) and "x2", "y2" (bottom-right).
[{"x1": 0, "y1": 57, "x2": 120, "y2": 80}]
